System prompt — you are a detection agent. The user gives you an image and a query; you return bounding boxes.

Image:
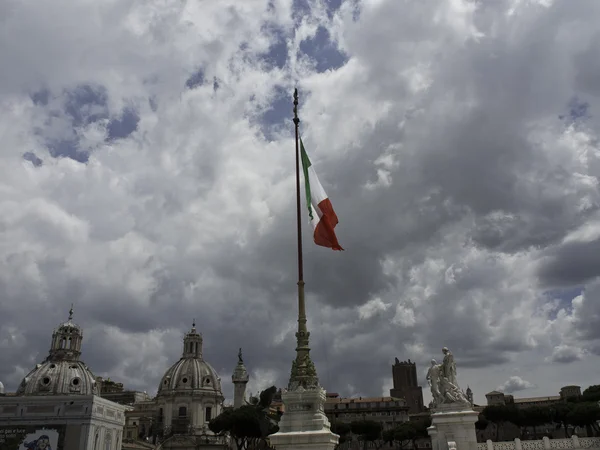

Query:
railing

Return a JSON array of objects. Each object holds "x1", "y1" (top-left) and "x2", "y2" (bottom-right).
[{"x1": 477, "y1": 436, "x2": 600, "y2": 450}]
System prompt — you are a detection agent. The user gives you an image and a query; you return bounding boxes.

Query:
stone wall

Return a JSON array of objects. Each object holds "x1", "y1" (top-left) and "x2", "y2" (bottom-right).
[{"x1": 478, "y1": 436, "x2": 600, "y2": 450}]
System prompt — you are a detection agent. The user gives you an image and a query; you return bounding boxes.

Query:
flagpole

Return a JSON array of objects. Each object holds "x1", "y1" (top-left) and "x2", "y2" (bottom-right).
[
  {"x1": 293, "y1": 89, "x2": 305, "y2": 317},
  {"x1": 290, "y1": 88, "x2": 318, "y2": 390}
]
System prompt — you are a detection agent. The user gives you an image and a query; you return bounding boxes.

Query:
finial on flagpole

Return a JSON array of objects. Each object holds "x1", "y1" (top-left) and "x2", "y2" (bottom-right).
[{"x1": 293, "y1": 88, "x2": 299, "y2": 126}]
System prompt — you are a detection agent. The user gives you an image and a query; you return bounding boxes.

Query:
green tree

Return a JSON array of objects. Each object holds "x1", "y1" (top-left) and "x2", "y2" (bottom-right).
[
  {"x1": 567, "y1": 403, "x2": 600, "y2": 437},
  {"x1": 582, "y1": 386, "x2": 600, "y2": 403},
  {"x1": 382, "y1": 419, "x2": 431, "y2": 450},
  {"x1": 209, "y1": 386, "x2": 280, "y2": 450},
  {"x1": 475, "y1": 414, "x2": 490, "y2": 431},
  {"x1": 550, "y1": 402, "x2": 574, "y2": 438},
  {"x1": 520, "y1": 407, "x2": 550, "y2": 439},
  {"x1": 483, "y1": 405, "x2": 522, "y2": 441},
  {"x1": 384, "y1": 422, "x2": 417, "y2": 448},
  {"x1": 331, "y1": 422, "x2": 352, "y2": 447},
  {"x1": 350, "y1": 420, "x2": 384, "y2": 450},
  {"x1": 209, "y1": 406, "x2": 263, "y2": 449}
]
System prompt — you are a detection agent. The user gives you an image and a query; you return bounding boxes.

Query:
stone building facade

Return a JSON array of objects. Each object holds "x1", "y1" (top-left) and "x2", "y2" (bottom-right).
[{"x1": 324, "y1": 393, "x2": 410, "y2": 429}]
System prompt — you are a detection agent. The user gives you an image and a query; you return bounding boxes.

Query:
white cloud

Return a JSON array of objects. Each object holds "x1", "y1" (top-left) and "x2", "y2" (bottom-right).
[
  {"x1": 497, "y1": 376, "x2": 535, "y2": 394},
  {"x1": 547, "y1": 345, "x2": 587, "y2": 364},
  {"x1": 358, "y1": 297, "x2": 392, "y2": 320}
]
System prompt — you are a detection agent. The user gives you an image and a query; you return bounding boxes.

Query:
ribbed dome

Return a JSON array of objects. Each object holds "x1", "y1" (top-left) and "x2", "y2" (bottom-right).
[
  {"x1": 157, "y1": 321, "x2": 223, "y2": 396},
  {"x1": 16, "y1": 306, "x2": 98, "y2": 397},
  {"x1": 16, "y1": 360, "x2": 98, "y2": 396},
  {"x1": 158, "y1": 357, "x2": 222, "y2": 394}
]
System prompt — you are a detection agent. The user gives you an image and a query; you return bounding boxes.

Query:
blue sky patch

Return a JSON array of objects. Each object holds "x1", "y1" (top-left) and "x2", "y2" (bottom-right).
[
  {"x1": 185, "y1": 68, "x2": 205, "y2": 90},
  {"x1": 64, "y1": 84, "x2": 109, "y2": 127},
  {"x1": 47, "y1": 139, "x2": 89, "y2": 163},
  {"x1": 31, "y1": 88, "x2": 50, "y2": 106},
  {"x1": 23, "y1": 151, "x2": 43, "y2": 167},
  {"x1": 258, "y1": 86, "x2": 307, "y2": 141},
  {"x1": 261, "y1": 85, "x2": 293, "y2": 128},
  {"x1": 292, "y1": 0, "x2": 311, "y2": 24},
  {"x1": 543, "y1": 286, "x2": 583, "y2": 319},
  {"x1": 299, "y1": 25, "x2": 348, "y2": 73},
  {"x1": 107, "y1": 107, "x2": 139, "y2": 141},
  {"x1": 559, "y1": 96, "x2": 591, "y2": 124},
  {"x1": 325, "y1": 0, "x2": 343, "y2": 19},
  {"x1": 258, "y1": 25, "x2": 288, "y2": 70}
]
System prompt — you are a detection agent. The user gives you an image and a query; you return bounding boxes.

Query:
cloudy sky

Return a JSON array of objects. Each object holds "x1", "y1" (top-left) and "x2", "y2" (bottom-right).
[{"x1": 2, "y1": 0, "x2": 600, "y2": 407}]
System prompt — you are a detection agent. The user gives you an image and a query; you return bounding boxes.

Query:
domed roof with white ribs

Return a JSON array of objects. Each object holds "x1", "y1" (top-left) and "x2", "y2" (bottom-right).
[
  {"x1": 157, "y1": 321, "x2": 223, "y2": 396},
  {"x1": 16, "y1": 306, "x2": 98, "y2": 396},
  {"x1": 16, "y1": 360, "x2": 97, "y2": 396}
]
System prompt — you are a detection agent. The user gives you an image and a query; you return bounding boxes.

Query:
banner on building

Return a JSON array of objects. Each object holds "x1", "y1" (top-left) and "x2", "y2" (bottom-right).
[{"x1": 0, "y1": 425, "x2": 65, "y2": 450}]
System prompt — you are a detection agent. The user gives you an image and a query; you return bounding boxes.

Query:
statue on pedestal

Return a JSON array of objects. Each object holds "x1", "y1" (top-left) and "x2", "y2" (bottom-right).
[{"x1": 427, "y1": 348, "x2": 469, "y2": 409}]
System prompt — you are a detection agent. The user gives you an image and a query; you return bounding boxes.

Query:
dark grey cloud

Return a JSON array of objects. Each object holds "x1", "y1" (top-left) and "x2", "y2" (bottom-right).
[{"x1": 538, "y1": 238, "x2": 600, "y2": 287}]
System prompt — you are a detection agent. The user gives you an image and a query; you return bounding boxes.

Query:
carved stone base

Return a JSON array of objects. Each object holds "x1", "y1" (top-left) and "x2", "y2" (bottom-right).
[
  {"x1": 432, "y1": 401, "x2": 473, "y2": 413},
  {"x1": 268, "y1": 386, "x2": 339, "y2": 450},
  {"x1": 428, "y1": 407, "x2": 478, "y2": 450}
]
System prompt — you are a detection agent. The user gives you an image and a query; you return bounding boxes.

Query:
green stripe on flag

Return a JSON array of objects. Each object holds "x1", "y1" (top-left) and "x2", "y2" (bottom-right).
[{"x1": 300, "y1": 138, "x2": 314, "y2": 221}]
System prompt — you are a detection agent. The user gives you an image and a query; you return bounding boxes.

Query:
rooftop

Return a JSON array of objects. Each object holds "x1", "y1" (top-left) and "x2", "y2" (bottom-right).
[
  {"x1": 513, "y1": 396, "x2": 561, "y2": 403},
  {"x1": 326, "y1": 396, "x2": 403, "y2": 404}
]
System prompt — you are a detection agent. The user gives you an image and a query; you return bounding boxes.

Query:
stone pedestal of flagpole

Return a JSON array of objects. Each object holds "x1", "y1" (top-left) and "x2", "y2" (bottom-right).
[
  {"x1": 428, "y1": 403, "x2": 479, "y2": 450},
  {"x1": 267, "y1": 386, "x2": 339, "y2": 450}
]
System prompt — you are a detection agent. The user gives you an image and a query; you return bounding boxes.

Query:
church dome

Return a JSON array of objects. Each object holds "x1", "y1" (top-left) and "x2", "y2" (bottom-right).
[
  {"x1": 157, "y1": 321, "x2": 222, "y2": 396},
  {"x1": 16, "y1": 360, "x2": 97, "y2": 396},
  {"x1": 158, "y1": 358, "x2": 222, "y2": 394},
  {"x1": 0, "y1": 380, "x2": 5, "y2": 394},
  {"x1": 16, "y1": 305, "x2": 98, "y2": 396}
]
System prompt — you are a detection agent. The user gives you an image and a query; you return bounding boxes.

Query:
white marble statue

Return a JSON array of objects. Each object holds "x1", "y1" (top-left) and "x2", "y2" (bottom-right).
[
  {"x1": 426, "y1": 359, "x2": 444, "y2": 406},
  {"x1": 441, "y1": 347, "x2": 457, "y2": 386},
  {"x1": 427, "y1": 348, "x2": 469, "y2": 408}
]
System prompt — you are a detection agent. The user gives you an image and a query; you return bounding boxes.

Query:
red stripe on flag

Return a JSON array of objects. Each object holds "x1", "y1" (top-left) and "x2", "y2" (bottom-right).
[{"x1": 314, "y1": 198, "x2": 343, "y2": 251}]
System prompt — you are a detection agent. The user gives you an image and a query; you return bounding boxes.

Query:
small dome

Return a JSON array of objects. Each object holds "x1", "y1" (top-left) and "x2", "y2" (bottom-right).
[
  {"x1": 16, "y1": 360, "x2": 97, "y2": 396},
  {"x1": 158, "y1": 358, "x2": 222, "y2": 394},
  {"x1": 59, "y1": 304, "x2": 80, "y2": 330},
  {"x1": 0, "y1": 381, "x2": 5, "y2": 394}
]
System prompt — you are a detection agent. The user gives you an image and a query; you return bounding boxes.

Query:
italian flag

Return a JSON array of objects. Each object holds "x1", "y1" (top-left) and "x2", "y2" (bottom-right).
[{"x1": 300, "y1": 139, "x2": 343, "y2": 251}]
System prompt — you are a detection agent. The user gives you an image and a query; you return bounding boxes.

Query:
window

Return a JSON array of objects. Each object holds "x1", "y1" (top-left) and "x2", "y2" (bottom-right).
[
  {"x1": 104, "y1": 433, "x2": 112, "y2": 450},
  {"x1": 179, "y1": 406, "x2": 187, "y2": 417},
  {"x1": 127, "y1": 431, "x2": 132, "y2": 438},
  {"x1": 206, "y1": 407, "x2": 212, "y2": 422}
]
